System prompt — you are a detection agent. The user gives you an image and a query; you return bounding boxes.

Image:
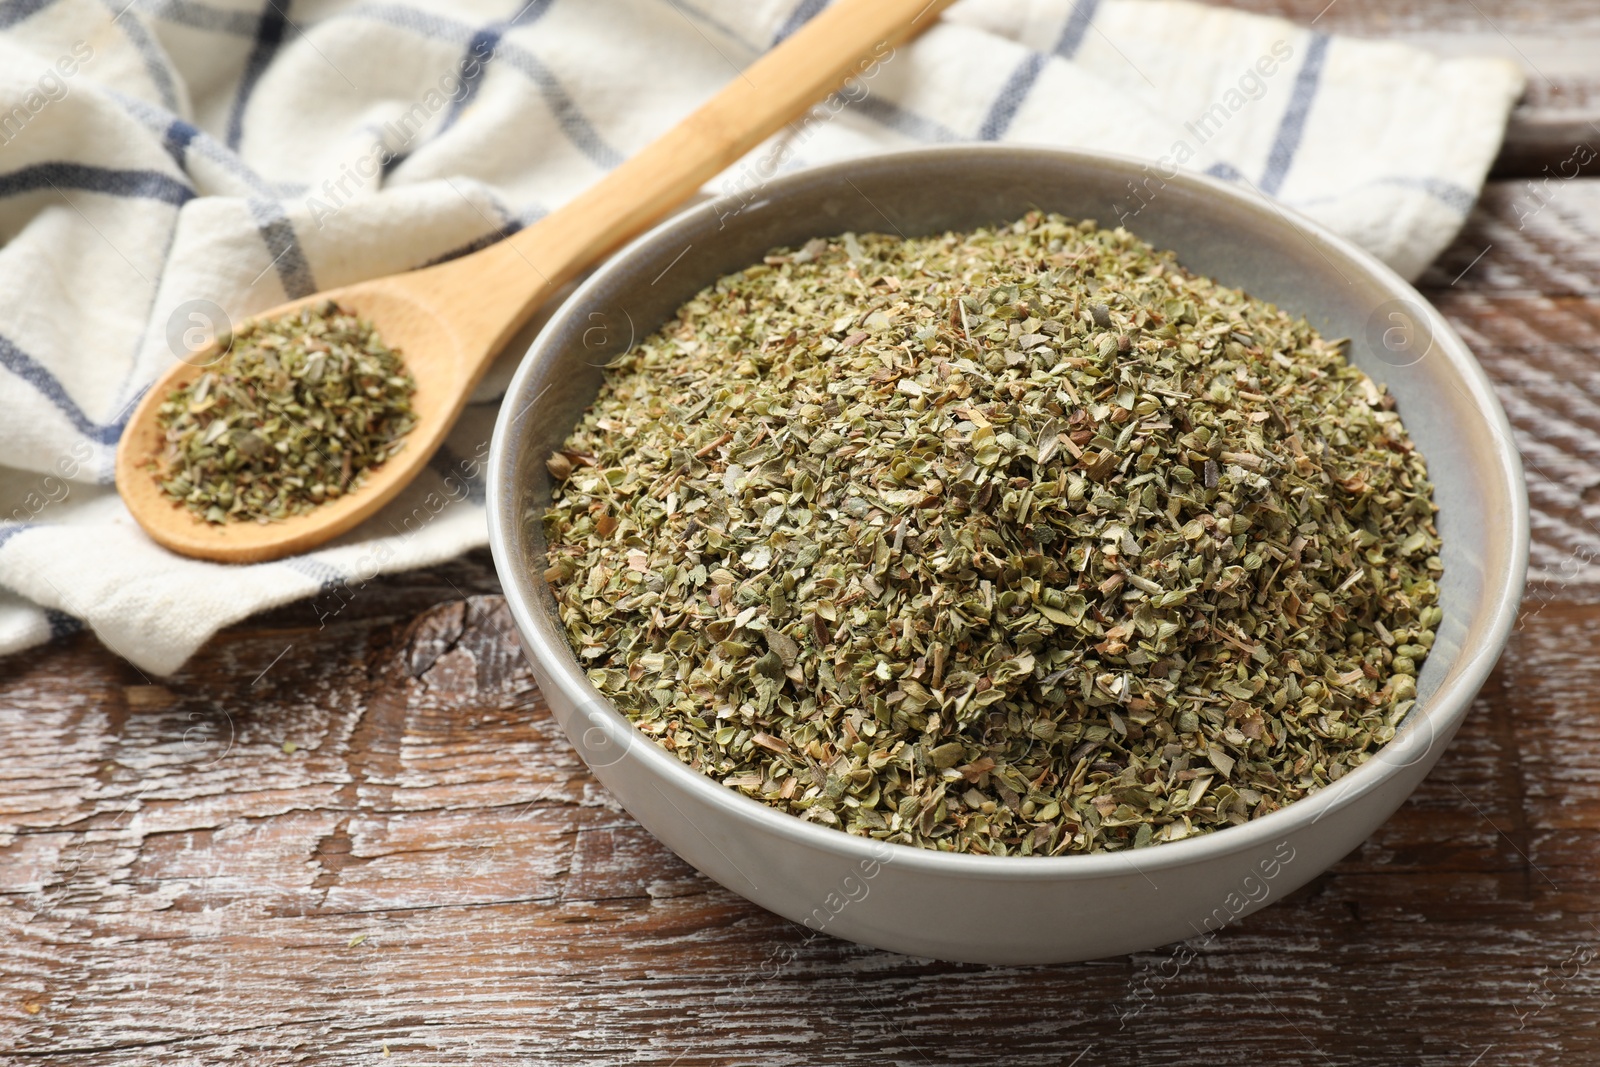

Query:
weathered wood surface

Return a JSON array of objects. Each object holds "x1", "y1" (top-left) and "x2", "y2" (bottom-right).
[{"x1": 5, "y1": 178, "x2": 1600, "y2": 1066}]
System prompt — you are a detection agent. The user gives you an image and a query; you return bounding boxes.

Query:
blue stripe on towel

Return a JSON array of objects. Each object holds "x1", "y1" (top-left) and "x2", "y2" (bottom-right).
[
  {"x1": 1053, "y1": 0, "x2": 1100, "y2": 59},
  {"x1": 284, "y1": 556, "x2": 346, "y2": 591},
  {"x1": 106, "y1": 384, "x2": 147, "y2": 451},
  {"x1": 346, "y1": 4, "x2": 623, "y2": 170},
  {"x1": 380, "y1": 0, "x2": 563, "y2": 174},
  {"x1": 508, "y1": 0, "x2": 558, "y2": 26},
  {"x1": 1289, "y1": 174, "x2": 1479, "y2": 215},
  {"x1": 417, "y1": 191, "x2": 543, "y2": 267},
  {"x1": 450, "y1": 25, "x2": 505, "y2": 116},
  {"x1": 1205, "y1": 161, "x2": 1246, "y2": 182},
  {"x1": 421, "y1": 217, "x2": 526, "y2": 266},
  {"x1": 101, "y1": 0, "x2": 183, "y2": 111},
  {"x1": 383, "y1": 22, "x2": 508, "y2": 175},
  {"x1": 978, "y1": 52, "x2": 1047, "y2": 141},
  {"x1": 336, "y1": 2, "x2": 467, "y2": 44},
  {"x1": 135, "y1": 0, "x2": 260, "y2": 35},
  {"x1": 1260, "y1": 31, "x2": 1329, "y2": 196},
  {"x1": 226, "y1": 0, "x2": 289, "y2": 150},
  {"x1": 249, "y1": 197, "x2": 317, "y2": 298},
  {"x1": 161, "y1": 118, "x2": 201, "y2": 168},
  {"x1": 0, "y1": 162, "x2": 193, "y2": 205},
  {"x1": 772, "y1": 0, "x2": 826, "y2": 46},
  {"x1": 0, "y1": 334, "x2": 124, "y2": 443},
  {"x1": 496, "y1": 42, "x2": 624, "y2": 168},
  {"x1": 660, "y1": 0, "x2": 758, "y2": 52},
  {"x1": 0, "y1": 0, "x2": 56, "y2": 29},
  {"x1": 852, "y1": 96, "x2": 961, "y2": 143},
  {"x1": 1378, "y1": 175, "x2": 1477, "y2": 213},
  {"x1": 0, "y1": 525, "x2": 32, "y2": 550},
  {"x1": 114, "y1": 92, "x2": 297, "y2": 197}
]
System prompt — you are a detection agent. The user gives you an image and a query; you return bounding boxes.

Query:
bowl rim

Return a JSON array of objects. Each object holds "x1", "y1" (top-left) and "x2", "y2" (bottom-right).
[{"x1": 487, "y1": 143, "x2": 1530, "y2": 882}]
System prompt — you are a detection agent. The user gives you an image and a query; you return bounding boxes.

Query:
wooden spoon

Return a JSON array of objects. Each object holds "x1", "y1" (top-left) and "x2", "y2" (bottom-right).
[{"x1": 116, "y1": 0, "x2": 952, "y2": 563}]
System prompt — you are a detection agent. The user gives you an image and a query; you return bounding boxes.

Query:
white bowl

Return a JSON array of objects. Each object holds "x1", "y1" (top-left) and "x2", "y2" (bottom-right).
[{"x1": 487, "y1": 146, "x2": 1528, "y2": 964}]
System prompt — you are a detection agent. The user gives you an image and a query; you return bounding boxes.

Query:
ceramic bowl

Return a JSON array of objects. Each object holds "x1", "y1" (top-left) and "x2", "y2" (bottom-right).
[{"x1": 487, "y1": 146, "x2": 1528, "y2": 965}]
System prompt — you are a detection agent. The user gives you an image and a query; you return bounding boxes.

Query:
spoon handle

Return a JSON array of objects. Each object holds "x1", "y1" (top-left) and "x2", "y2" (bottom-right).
[{"x1": 404, "y1": 0, "x2": 955, "y2": 363}]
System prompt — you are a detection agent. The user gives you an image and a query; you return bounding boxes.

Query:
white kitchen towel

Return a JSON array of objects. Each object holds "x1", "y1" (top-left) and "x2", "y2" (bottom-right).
[{"x1": 0, "y1": 0, "x2": 1523, "y2": 675}]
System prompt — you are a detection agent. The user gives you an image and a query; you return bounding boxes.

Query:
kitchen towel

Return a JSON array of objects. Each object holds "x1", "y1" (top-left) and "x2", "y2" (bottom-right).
[{"x1": 0, "y1": 0, "x2": 1524, "y2": 674}]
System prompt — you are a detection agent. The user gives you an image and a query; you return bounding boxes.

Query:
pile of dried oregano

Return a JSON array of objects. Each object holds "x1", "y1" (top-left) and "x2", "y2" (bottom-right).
[
  {"x1": 153, "y1": 301, "x2": 416, "y2": 524},
  {"x1": 543, "y1": 213, "x2": 1441, "y2": 856}
]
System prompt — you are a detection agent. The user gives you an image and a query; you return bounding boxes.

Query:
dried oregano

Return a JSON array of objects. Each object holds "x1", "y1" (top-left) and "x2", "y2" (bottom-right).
[
  {"x1": 543, "y1": 213, "x2": 1441, "y2": 856},
  {"x1": 153, "y1": 300, "x2": 416, "y2": 524}
]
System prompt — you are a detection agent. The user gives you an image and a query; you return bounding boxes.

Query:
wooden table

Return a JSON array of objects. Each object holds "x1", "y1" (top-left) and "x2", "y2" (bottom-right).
[{"x1": 6, "y1": 3, "x2": 1600, "y2": 1063}]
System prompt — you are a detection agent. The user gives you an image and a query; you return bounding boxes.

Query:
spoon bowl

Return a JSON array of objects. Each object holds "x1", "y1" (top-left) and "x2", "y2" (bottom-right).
[{"x1": 114, "y1": 279, "x2": 473, "y2": 562}]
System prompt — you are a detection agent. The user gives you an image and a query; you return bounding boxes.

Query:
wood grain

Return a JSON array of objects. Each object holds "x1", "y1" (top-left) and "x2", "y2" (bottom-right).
[
  {"x1": 6, "y1": 177, "x2": 1600, "y2": 1064},
  {"x1": 1422, "y1": 180, "x2": 1600, "y2": 585}
]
